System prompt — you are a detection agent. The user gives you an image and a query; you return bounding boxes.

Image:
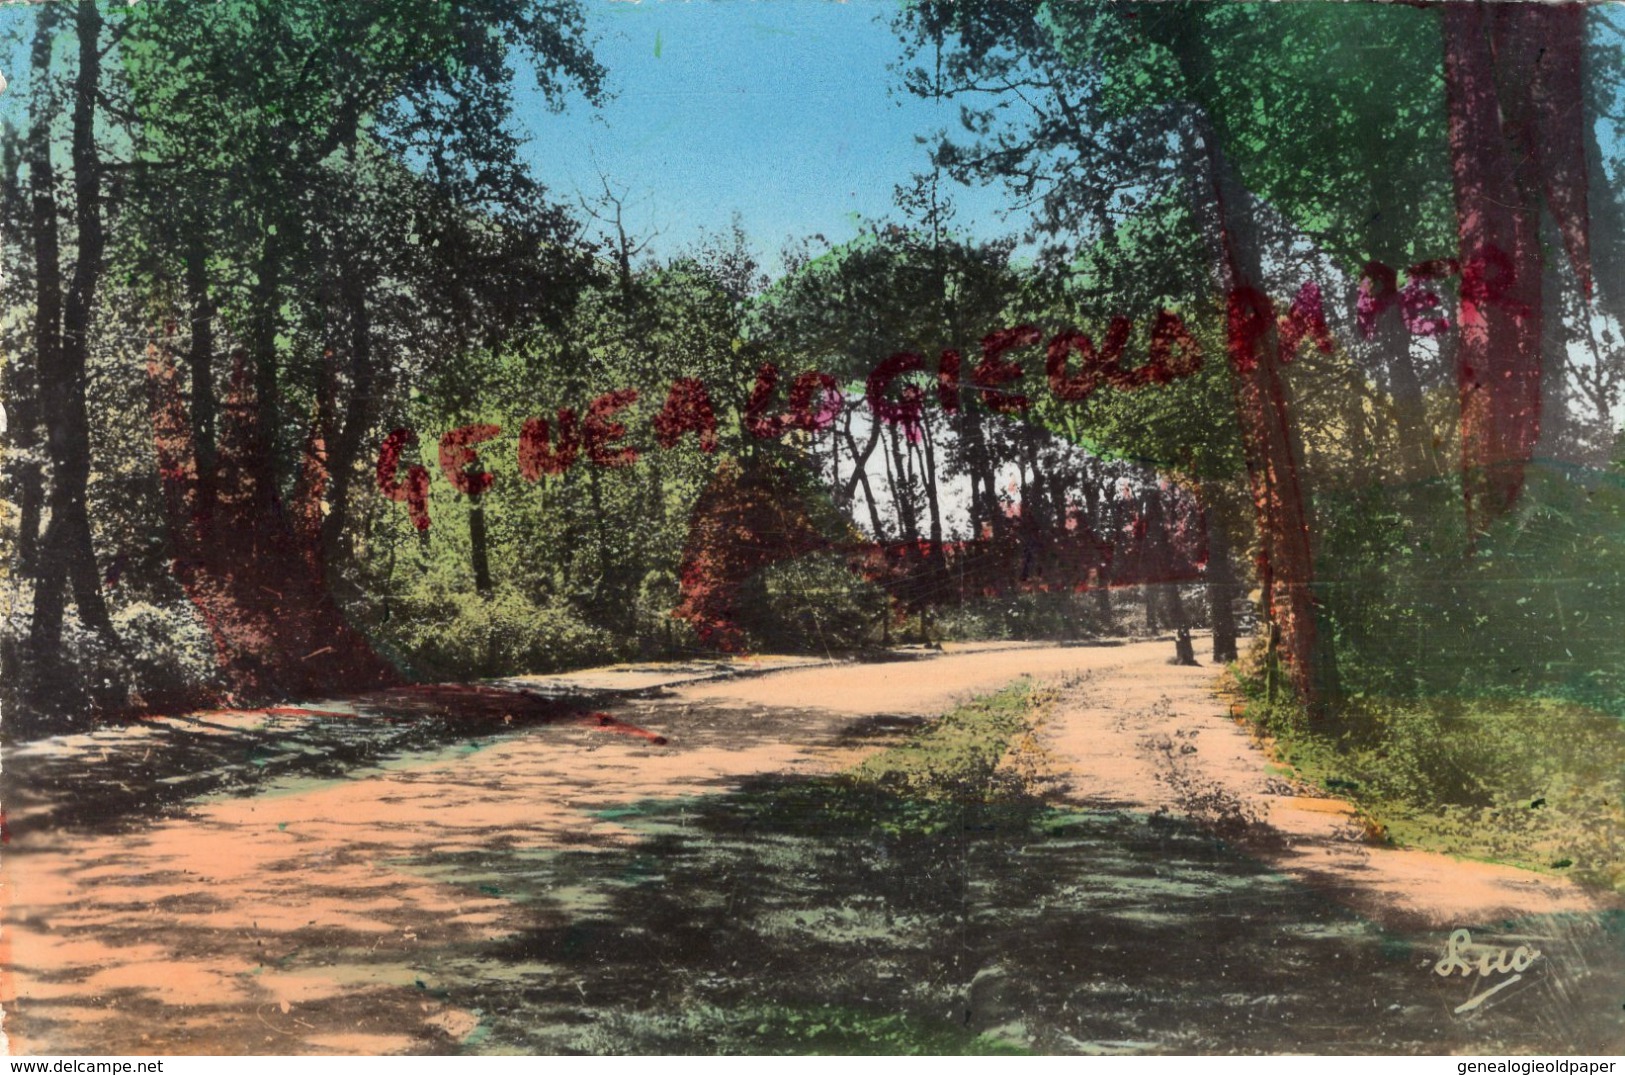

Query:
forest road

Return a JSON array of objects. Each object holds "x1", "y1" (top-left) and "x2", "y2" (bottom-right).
[{"x1": 2, "y1": 639, "x2": 1621, "y2": 1055}]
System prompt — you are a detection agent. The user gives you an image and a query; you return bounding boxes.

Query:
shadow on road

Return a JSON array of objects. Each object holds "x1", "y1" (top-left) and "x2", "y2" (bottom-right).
[{"x1": 405, "y1": 775, "x2": 1625, "y2": 1054}]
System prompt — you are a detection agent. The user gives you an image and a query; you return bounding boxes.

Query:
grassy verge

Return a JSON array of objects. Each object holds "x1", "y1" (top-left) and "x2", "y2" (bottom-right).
[
  {"x1": 1235, "y1": 674, "x2": 1625, "y2": 891},
  {"x1": 407, "y1": 674, "x2": 1624, "y2": 1054},
  {"x1": 842, "y1": 677, "x2": 1055, "y2": 812}
]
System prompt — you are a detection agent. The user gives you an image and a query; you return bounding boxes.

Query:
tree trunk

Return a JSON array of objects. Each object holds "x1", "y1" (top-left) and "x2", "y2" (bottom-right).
[
  {"x1": 829, "y1": 419, "x2": 841, "y2": 500},
  {"x1": 5, "y1": 17, "x2": 56, "y2": 583},
  {"x1": 17, "y1": 5, "x2": 60, "y2": 586},
  {"x1": 319, "y1": 265, "x2": 376, "y2": 564},
  {"x1": 919, "y1": 404, "x2": 945, "y2": 554},
  {"x1": 883, "y1": 422, "x2": 919, "y2": 542},
  {"x1": 469, "y1": 492, "x2": 493, "y2": 595},
  {"x1": 31, "y1": 1, "x2": 120, "y2": 692},
  {"x1": 1151, "y1": 9, "x2": 1329, "y2": 706},
  {"x1": 142, "y1": 70, "x2": 401, "y2": 701},
  {"x1": 1022, "y1": 425, "x2": 1047, "y2": 527},
  {"x1": 1080, "y1": 473, "x2": 1114, "y2": 629},
  {"x1": 1200, "y1": 484, "x2": 1241, "y2": 664},
  {"x1": 1378, "y1": 314, "x2": 1438, "y2": 480},
  {"x1": 965, "y1": 411, "x2": 1002, "y2": 540},
  {"x1": 1170, "y1": 591, "x2": 1198, "y2": 667},
  {"x1": 148, "y1": 338, "x2": 398, "y2": 700},
  {"x1": 185, "y1": 239, "x2": 219, "y2": 524},
  {"x1": 1145, "y1": 490, "x2": 1193, "y2": 663},
  {"x1": 1441, "y1": 3, "x2": 1591, "y2": 537},
  {"x1": 315, "y1": 109, "x2": 372, "y2": 567},
  {"x1": 1183, "y1": 105, "x2": 1323, "y2": 708},
  {"x1": 840, "y1": 410, "x2": 887, "y2": 539},
  {"x1": 249, "y1": 229, "x2": 283, "y2": 489},
  {"x1": 3, "y1": 10, "x2": 60, "y2": 710},
  {"x1": 1174, "y1": 628, "x2": 1197, "y2": 665},
  {"x1": 588, "y1": 462, "x2": 613, "y2": 606},
  {"x1": 1535, "y1": 212, "x2": 1575, "y2": 464},
  {"x1": 1366, "y1": 170, "x2": 1442, "y2": 482}
]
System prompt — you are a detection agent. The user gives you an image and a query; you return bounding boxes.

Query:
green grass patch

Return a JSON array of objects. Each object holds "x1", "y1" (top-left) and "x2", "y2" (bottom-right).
[
  {"x1": 743, "y1": 1003, "x2": 1027, "y2": 1055},
  {"x1": 847, "y1": 678, "x2": 1037, "y2": 796},
  {"x1": 577, "y1": 1002, "x2": 1028, "y2": 1055},
  {"x1": 835, "y1": 678, "x2": 1050, "y2": 833},
  {"x1": 1239, "y1": 682, "x2": 1625, "y2": 890}
]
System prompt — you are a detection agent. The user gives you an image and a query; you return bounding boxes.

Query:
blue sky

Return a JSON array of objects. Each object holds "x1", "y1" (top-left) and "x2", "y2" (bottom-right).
[
  {"x1": 513, "y1": 0, "x2": 1030, "y2": 271},
  {"x1": 0, "y1": 0, "x2": 1025, "y2": 271}
]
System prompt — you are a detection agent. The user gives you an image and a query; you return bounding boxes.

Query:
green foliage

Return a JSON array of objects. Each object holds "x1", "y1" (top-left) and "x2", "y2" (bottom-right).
[
  {"x1": 1, "y1": 596, "x2": 221, "y2": 730},
  {"x1": 903, "y1": 2, "x2": 1454, "y2": 274},
  {"x1": 1244, "y1": 686, "x2": 1625, "y2": 892},
  {"x1": 110, "y1": 601, "x2": 222, "y2": 702},
  {"x1": 1244, "y1": 457, "x2": 1625, "y2": 892},
  {"x1": 734, "y1": 552, "x2": 885, "y2": 655},
  {"x1": 1314, "y1": 461, "x2": 1625, "y2": 712},
  {"x1": 845, "y1": 679, "x2": 1041, "y2": 819},
  {"x1": 3, "y1": 0, "x2": 1614, "y2": 751},
  {"x1": 377, "y1": 579, "x2": 618, "y2": 681},
  {"x1": 1030, "y1": 306, "x2": 1244, "y2": 482},
  {"x1": 759, "y1": 227, "x2": 1023, "y2": 378},
  {"x1": 1146, "y1": 2, "x2": 1455, "y2": 269},
  {"x1": 633, "y1": 568, "x2": 691, "y2": 653},
  {"x1": 347, "y1": 246, "x2": 795, "y2": 671},
  {"x1": 932, "y1": 591, "x2": 1114, "y2": 643}
]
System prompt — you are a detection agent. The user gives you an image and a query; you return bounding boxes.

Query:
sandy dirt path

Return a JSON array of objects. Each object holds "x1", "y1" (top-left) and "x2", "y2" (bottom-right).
[
  {"x1": 1, "y1": 640, "x2": 1614, "y2": 1054},
  {"x1": 1028, "y1": 644, "x2": 1608, "y2": 928},
  {"x1": 683, "y1": 639, "x2": 1608, "y2": 926}
]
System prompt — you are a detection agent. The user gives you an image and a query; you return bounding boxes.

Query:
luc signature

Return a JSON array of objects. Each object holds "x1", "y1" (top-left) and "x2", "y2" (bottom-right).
[{"x1": 1434, "y1": 928, "x2": 1542, "y2": 1014}]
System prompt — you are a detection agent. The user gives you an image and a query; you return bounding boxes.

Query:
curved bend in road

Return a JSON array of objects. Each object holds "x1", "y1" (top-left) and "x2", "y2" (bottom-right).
[{"x1": 2, "y1": 640, "x2": 1619, "y2": 1055}]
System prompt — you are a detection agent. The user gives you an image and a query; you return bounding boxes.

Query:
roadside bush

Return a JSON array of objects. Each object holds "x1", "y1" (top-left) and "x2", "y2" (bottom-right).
[
  {"x1": 933, "y1": 589, "x2": 1112, "y2": 642},
  {"x1": 734, "y1": 552, "x2": 884, "y2": 654},
  {"x1": 1239, "y1": 673, "x2": 1625, "y2": 891},
  {"x1": 1313, "y1": 462, "x2": 1625, "y2": 715},
  {"x1": 633, "y1": 569, "x2": 700, "y2": 657},
  {"x1": 1274, "y1": 458, "x2": 1625, "y2": 889},
  {"x1": 110, "y1": 600, "x2": 221, "y2": 705},
  {"x1": 2, "y1": 597, "x2": 220, "y2": 736},
  {"x1": 381, "y1": 580, "x2": 619, "y2": 680}
]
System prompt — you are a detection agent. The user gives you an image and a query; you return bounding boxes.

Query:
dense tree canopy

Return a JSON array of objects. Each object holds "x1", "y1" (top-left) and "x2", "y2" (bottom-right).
[{"x1": 1, "y1": 1, "x2": 1621, "y2": 738}]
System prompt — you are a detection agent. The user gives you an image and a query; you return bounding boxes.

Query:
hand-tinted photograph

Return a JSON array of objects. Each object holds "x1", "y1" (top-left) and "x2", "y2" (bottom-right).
[{"x1": 2, "y1": 0, "x2": 1623, "y2": 1057}]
